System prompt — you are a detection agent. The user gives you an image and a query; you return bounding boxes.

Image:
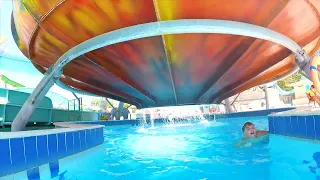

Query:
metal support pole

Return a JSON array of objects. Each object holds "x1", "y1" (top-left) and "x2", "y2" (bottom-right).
[
  {"x1": 224, "y1": 98, "x2": 232, "y2": 113},
  {"x1": 230, "y1": 93, "x2": 241, "y2": 105},
  {"x1": 264, "y1": 84, "x2": 270, "y2": 110},
  {"x1": 80, "y1": 98, "x2": 82, "y2": 111},
  {"x1": 73, "y1": 99, "x2": 75, "y2": 111},
  {"x1": 116, "y1": 102, "x2": 124, "y2": 120},
  {"x1": 11, "y1": 67, "x2": 62, "y2": 131},
  {"x1": 232, "y1": 104, "x2": 237, "y2": 112},
  {"x1": 106, "y1": 98, "x2": 114, "y2": 108},
  {"x1": 72, "y1": 92, "x2": 80, "y2": 111},
  {"x1": 72, "y1": 92, "x2": 81, "y2": 121}
]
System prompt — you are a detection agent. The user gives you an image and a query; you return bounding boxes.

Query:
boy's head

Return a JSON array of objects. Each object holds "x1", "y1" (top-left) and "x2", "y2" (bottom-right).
[{"x1": 242, "y1": 122, "x2": 256, "y2": 138}]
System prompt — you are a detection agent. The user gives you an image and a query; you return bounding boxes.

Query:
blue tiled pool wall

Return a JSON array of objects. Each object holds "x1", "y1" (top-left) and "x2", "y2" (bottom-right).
[
  {"x1": 0, "y1": 127, "x2": 104, "y2": 178},
  {"x1": 269, "y1": 115, "x2": 320, "y2": 141},
  {"x1": 214, "y1": 107, "x2": 295, "y2": 119},
  {"x1": 6, "y1": 144, "x2": 103, "y2": 180}
]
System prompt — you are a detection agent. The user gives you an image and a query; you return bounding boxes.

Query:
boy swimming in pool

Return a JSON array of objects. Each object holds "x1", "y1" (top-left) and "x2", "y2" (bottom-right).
[
  {"x1": 235, "y1": 122, "x2": 268, "y2": 148},
  {"x1": 242, "y1": 122, "x2": 268, "y2": 139}
]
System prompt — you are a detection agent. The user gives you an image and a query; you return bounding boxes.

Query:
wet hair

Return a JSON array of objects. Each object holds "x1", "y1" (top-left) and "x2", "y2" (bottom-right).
[{"x1": 242, "y1": 122, "x2": 254, "y2": 132}]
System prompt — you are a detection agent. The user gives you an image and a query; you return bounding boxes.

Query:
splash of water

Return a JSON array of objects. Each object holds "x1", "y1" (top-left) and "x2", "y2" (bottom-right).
[
  {"x1": 199, "y1": 120, "x2": 209, "y2": 124},
  {"x1": 137, "y1": 127, "x2": 148, "y2": 133},
  {"x1": 138, "y1": 107, "x2": 224, "y2": 128},
  {"x1": 150, "y1": 118, "x2": 155, "y2": 129},
  {"x1": 137, "y1": 111, "x2": 148, "y2": 132},
  {"x1": 163, "y1": 109, "x2": 210, "y2": 126},
  {"x1": 163, "y1": 124, "x2": 194, "y2": 128},
  {"x1": 149, "y1": 118, "x2": 157, "y2": 130}
]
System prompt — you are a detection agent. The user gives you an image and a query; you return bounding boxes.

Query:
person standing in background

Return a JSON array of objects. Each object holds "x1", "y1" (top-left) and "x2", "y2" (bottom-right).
[
  {"x1": 122, "y1": 107, "x2": 130, "y2": 119},
  {"x1": 110, "y1": 107, "x2": 117, "y2": 120}
]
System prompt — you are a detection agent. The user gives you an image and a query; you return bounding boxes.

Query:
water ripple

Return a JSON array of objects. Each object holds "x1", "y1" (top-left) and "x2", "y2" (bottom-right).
[
  {"x1": 153, "y1": 166, "x2": 188, "y2": 174},
  {"x1": 100, "y1": 169, "x2": 138, "y2": 177},
  {"x1": 146, "y1": 166, "x2": 161, "y2": 169}
]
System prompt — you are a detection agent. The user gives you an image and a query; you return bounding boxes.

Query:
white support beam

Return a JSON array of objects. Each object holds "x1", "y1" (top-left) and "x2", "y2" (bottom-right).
[{"x1": 12, "y1": 19, "x2": 307, "y2": 131}]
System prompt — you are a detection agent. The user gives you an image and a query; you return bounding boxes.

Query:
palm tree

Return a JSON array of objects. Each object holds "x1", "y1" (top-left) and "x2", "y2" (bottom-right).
[{"x1": 277, "y1": 70, "x2": 302, "y2": 91}]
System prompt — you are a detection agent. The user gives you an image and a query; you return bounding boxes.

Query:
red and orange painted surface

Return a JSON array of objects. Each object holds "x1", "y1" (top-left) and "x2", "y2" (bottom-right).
[{"x1": 11, "y1": 0, "x2": 320, "y2": 108}]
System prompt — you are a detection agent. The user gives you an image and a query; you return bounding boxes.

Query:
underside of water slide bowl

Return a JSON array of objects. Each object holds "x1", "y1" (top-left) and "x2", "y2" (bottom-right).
[{"x1": 11, "y1": 0, "x2": 320, "y2": 108}]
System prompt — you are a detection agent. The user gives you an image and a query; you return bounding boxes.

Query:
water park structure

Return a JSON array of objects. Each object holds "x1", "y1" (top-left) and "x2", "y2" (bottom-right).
[
  {"x1": 1, "y1": 0, "x2": 320, "y2": 179},
  {"x1": 9, "y1": 0, "x2": 320, "y2": 131}
]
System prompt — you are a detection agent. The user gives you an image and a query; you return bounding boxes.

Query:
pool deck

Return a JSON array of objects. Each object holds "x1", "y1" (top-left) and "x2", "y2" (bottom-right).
[
  {"x1": 0, "y1": 121, "x2": 105, "y2": 178},
  {"x1": 269, "y1": 106, "x2": 320, "y2": 116}
]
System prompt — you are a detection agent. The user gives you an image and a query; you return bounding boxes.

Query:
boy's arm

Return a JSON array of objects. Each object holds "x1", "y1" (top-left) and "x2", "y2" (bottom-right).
[
  {"x1": 235, "y1": 138, "x2": 254, "y2": 148},
  {"x1": 235, "y1": 139, "x2": 244, "y2": 148},
  {"x1": 257, "y1": 130, "x2": 268, "y2": 136},
  {"x1": 235, "y1": 138, "x2": 247, "y2": 148}
]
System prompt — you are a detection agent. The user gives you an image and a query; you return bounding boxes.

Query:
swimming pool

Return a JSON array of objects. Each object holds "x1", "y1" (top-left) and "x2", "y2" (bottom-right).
[{"x1": 11, "y1": 117, "x2": 320, "y2": 180}]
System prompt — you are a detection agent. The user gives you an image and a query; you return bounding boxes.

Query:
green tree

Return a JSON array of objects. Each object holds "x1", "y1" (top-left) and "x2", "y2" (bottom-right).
[
  {"x1": 90, "y1": 98, "x2": 136, "y2": 109},
  {"x1": 277, "y1": 70, "x2": 302, "y2": 91},
  {"x1": 90, "y1": 97, "x2": 104, "y2": 106}
]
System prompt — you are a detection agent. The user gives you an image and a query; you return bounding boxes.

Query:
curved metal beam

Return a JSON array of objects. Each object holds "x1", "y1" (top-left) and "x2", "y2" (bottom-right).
[
  {"x1": 52, "y1": 19, "x2": 303, "y2": 74},
  {"x1": 12, "y1": 19, "x2": 307, "y2": 131},
  {"x1": 52, "y1": 19, "x2": 305, "y2": 105}
]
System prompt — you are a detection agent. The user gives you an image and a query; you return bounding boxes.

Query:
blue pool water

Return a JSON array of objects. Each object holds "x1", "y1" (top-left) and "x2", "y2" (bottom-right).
[{"x1": 13, "y1": 117, "x2": 320, "y2": 179}]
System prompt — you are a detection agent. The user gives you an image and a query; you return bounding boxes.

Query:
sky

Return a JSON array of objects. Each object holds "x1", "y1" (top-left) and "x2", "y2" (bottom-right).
[{"x1": 0, "y1": 0, "x2": 95, "y2": 105}]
